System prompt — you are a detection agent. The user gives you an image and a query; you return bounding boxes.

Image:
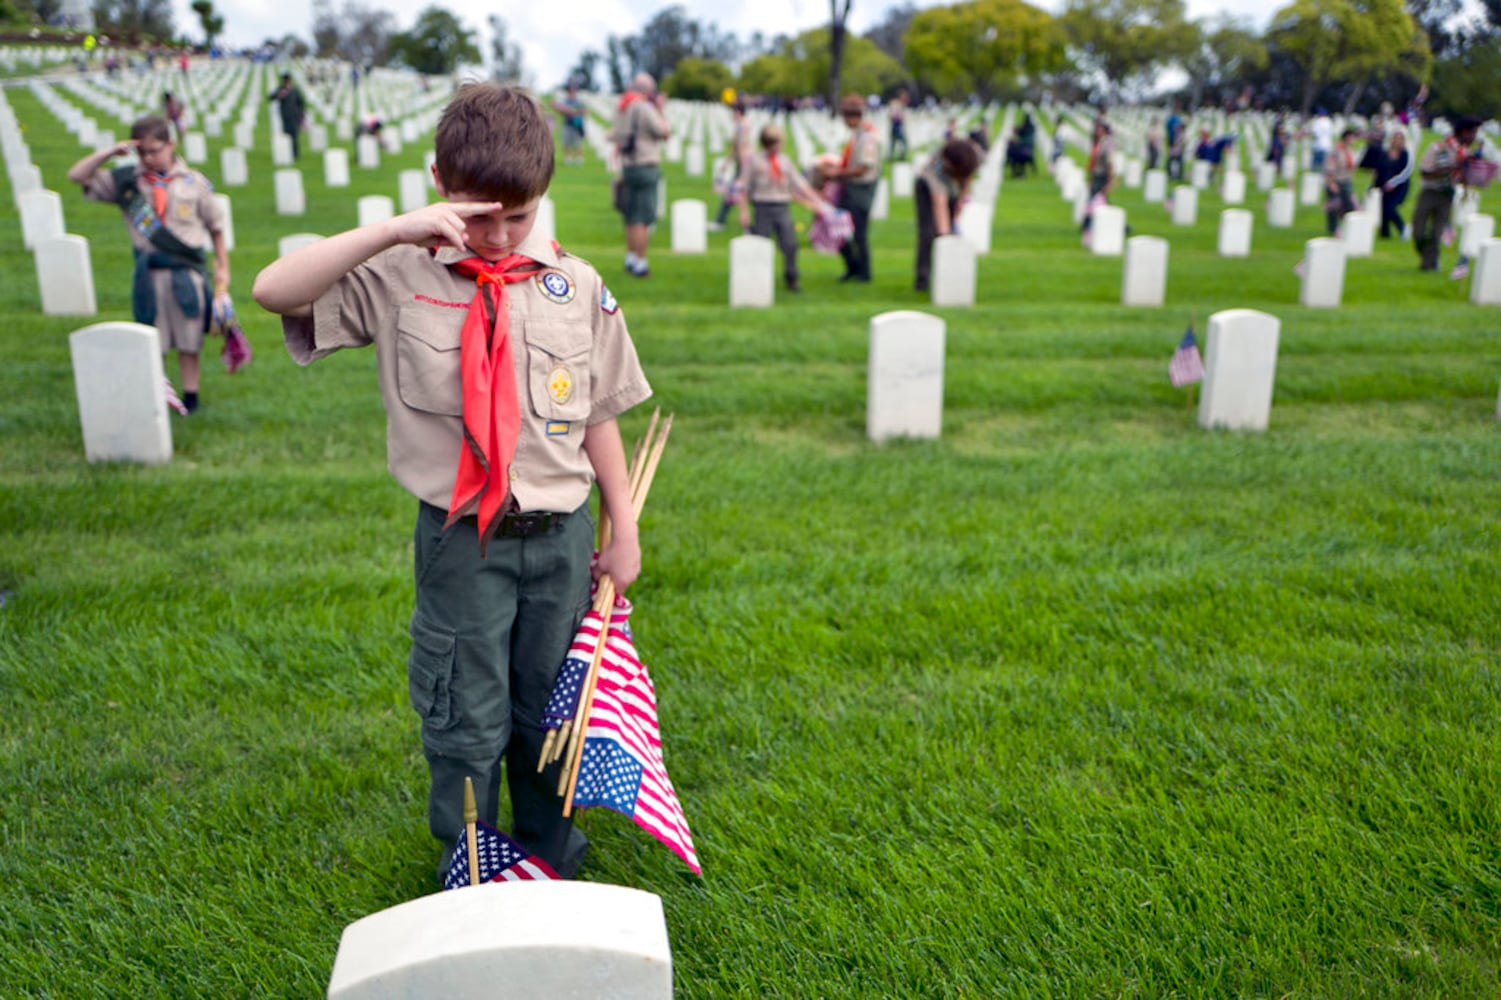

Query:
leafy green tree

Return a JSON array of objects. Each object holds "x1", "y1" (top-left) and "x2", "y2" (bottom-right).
[
  {"x1": 389, "y1": 6, "x2": 479, "y2": 75},
  {"x1": 1061, "y1": 0, "x2": 1197, "y2": 101},
  {"x1": 739, "y1": 28, "x2": 905, "y2": 100},
  {"x1": 486, "y1": 13, "x2": 523, "y2": 82},
  {"x1": 91, "y1": 0, "x2": 174, "y2": 41},
  {"x1": 310, "y1": 0, "x2": 393, "y2": 65},
  {"x1": 1270, "y1": 0, "x2": 1427, "y2": 114},
  {"x1": 737, "y1": 51, "x2": 802, "y2": 96},
  {"x1": 662, "y1": 56, "x2": 733, "y2": 101},
  {"x1": 905, "y1": 0, "x2": 1066, "y2": 101},
  {"x1": 190, "y1": 0, "x2": 222, "y2": 49},
  {"x1": 1429, "y1": 37, "x2": 1501, "y2": 118},
  {"x1": 1181, "y1": 14, "x2": 1268, "y2": 108}
]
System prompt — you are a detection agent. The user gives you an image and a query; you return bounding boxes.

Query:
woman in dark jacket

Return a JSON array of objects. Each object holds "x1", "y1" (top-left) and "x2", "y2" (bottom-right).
[{"x1": 1372, "y1": 130, "x2": 1414, "y2": 239}]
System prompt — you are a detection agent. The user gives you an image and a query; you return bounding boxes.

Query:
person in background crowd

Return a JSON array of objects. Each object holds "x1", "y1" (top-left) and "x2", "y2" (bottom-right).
[
  {"x1": 740, "y1": 124, "x2": 834, "y2": 294},
  {"x1": 1372, "y1": 129, "x2": 1413, "y2": 240},
  {"x1": 1413, "y1": 114, "x2": 1481, "y2": 271},
  {"x1": 1323, "y1": 127, "x2": 1359, "y2": 236},
  {"x1": 609, "y1": 72, "x2": 672, "y2": 278},
  {"x1": 914, "y1": 138, "x2": 981, "y2": 293},
  {"x1": 268, "y1": 72, "x2": 306, "y2": 160},
  {"x1": 829, "y1": 93, "x2": 882, "y2": 283}
]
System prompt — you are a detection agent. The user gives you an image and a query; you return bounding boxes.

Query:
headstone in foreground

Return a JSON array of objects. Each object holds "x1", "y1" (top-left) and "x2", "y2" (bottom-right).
[
  {"x1": 1198, "y1": 309, "x2": 1280, "y2": 432},
  {"x1": 1469, "y1": 237, "x2": 1501, "y2": 306},
  {"x1": 1090, "y1": 205, "x2": 1126, "y2": 256},
  {"x1": 357, "y1": 195, "x2": 394, "y2": 228},
  {"x1": 324, "y1": 148, "x2": 350, "y2": 188},
  {"x1": 19, "y1": 187, "x2": 64, "y2": 250},
  {"x1": 1298, "y1": 171, "x2": 1323, "y2": 207},
  {"x1": 69, "y1": 321, "x2": 171, "y2": 464},
  {"x1": 326, "y1": 881, "x2": 671, "y2": 1000},
  {"x1": 1299, "y1": 237, "x2": 1345, "y2": 308},
  {"x1": 1341, "y1": 211, "x2": 1375, "y2": 257},
  {"x1": 274, "y1": 169, "x2": 305, "y2": 216},
  {"x1": 670, "y1": 198, "x2": 707, "y2": 254},
  {"x1": 955, "y1": 200, "x2": 992, "y2": 255},
  {"x1": 930, "y1": 235, "x2": 975, "y2": 307},
  {"x1": 1218, "y1": 209, "x2": 1252, "y2": 257},
  {"x1": 728, "y1": 234, "x2": 774, "y2": 308},
  {"x1": 1266, "y1": 188, "x2": 1294, "y2": 228},
  {"x1": 36, "y1": 234, "x2": 96, "y2": 315},
  {"x1": 221, "y1": 146, "x2": 248, "y2": 187},
  {"x1": 868, "y1": 310, "x2": 945, "y2": 443},
  {"x1": 1461, "y1": 214, "x2": 1495, "y2": 258},
  {"x1": 1143, "y1": 168, "x2": 1167, "y2": 204},
  {"x1": 1170, "y1": 185, "x2": 1198, "y2": 226},
  {"x1": 1221, "y1": 170, "x2": 1246, "y2": 204},
  {"x1": 1121, "y1": 235, "x2": 1168, "y2": 307}
]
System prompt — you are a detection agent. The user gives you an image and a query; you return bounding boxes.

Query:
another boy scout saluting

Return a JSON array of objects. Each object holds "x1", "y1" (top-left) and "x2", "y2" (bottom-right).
[
  {"x1": 252, "y1": 84, "x2": 652, "y2": 881},
  {"x1": 68, "y1": 115, "x2": 230, "y2": 414}
]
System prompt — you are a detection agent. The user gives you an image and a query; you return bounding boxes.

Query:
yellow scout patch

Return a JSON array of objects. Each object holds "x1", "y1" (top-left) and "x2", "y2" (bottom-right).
[
  {"x1": 547, "y1": 364, "x2": 575, "y2": 404},
  {"x1": 535, "y1": 269, "x2": 575, "y2": 304}
]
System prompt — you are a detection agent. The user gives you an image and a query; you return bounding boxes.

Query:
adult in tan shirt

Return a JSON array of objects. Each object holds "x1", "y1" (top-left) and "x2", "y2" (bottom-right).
[
  {"x1": 254, "y1": 84, "x2": 651, "y2": 883},
  {"x1": 609, "y1": 72, "x2": 671, "y2": 277},
  {"x1": 68, "y1": 115, "x2": 229, "y2": 413}
]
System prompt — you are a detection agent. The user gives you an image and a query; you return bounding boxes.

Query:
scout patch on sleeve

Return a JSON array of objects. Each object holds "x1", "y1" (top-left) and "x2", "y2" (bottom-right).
[
  {"x1": 536, "y1": 269, "x2": 575, "y2": 304},
  {"x1": 600, "y1": 285, "x2": 619, "y2": 314},
  {"x1": 548, "y1": 364, "x2": 575, "y2": 404}
]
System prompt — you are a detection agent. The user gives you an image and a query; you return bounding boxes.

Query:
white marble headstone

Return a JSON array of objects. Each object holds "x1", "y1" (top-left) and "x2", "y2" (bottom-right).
[
  {"x1": 870, "y1": 178, "x2": 890, "y2": 221},
  {"x1": 357, "y1": 195, "x2": 394, "y2": 228},
  {"x1": 357, "y1": 135, "x2": 380, "y2": 169},
  {"x1": 326, "y1": 881, "x2": 672, "y2": 1000},
  {"x1": 729, "y1": 234, "x2": 774, "y2": 307},
  {"x1": 1190, "y1": 160, "x2": 1211, "y2": 189},
  {"x1": 221, "y1": 147, "x2": 248, "y2": 187},
  {"x1": 868, "y1": 310, "x2": 945, "y2": 442},
  {"x1": 1217, "y1": 209, "x2": 1252, "y2": 257},
  {"x1": 19, "y1": 188, "x2": 64, "y2": 249},
  {"x1": 35, "y1": 234, "x2": 96, "y2": 315},
  {"x1": 956, "y1": 200, "x2": 992, "y2": 255},
  {"x1": 272, "y1": 133, "x2": 294, "y2": 166},
  {"x1": 1221, "y1": 170, "x2": 1246, "y2": 204},
  {"x1": 278, "y1": 232, "x2": 324, "y2": 257},
  {"x1": 1298, "y1": 172, "x2": 1323, "y2": 207},
  {"x1": 274, "y1": 169, "x2": 305, "y2": 216},
  {"x1": 670, "y1": 199, "x2": 707, "y2": 254},
  {"x1": 1255, "y1": 163, "x2": 1276, "y2": 191},
  {"x1": 930, "y1": 235, "x2": 975, "y2": 307},
  {"x1": 1122, "y1": 235, "x2": 1168, "y2": 307},
  {"x1": 534, "y1": 197, "x2": 556, "y2": 244},
  {"x1": 892, "y1": 161, "x2": 914, "y2": 198},
  {"x1": 1090, "y1": 205, "x2": 1126, "y2": 256},
  {"x1": 398, "y1": 170, "x2": 427, "y2": 214},
  {"x1": 183, "y1": 131, "x2": 207, "y2": 163},
  {"x1": 684, "y1": 144, "x2": 705, "y2": 177},
  {"x1": 1198, "y1": 308, "x2": 1280, "y2": 432},
  {"x1": 1170, "y1": 186, "x2": 1198, "y2": 226},
  {"x1": 1461, "y1": 214, "x2": 1495, "y2": 258},
  {"x1": 324, "y1": 148, "x2": 350, "y2": 187},
  {"x1": 69, "y1": 321, "x2": 171, "y2": 464},
  {"x1": 1266, "y1": 188, "x2": 1294, "y2": 228},
  {"x1": 1340, "y1": 211, "x2": 1375, "y2": 257},
  {"x1": 1143, "y1": 169, "x2": 1167, "y2": 204},
  {"x1": 1469, "y1": 238, "x2": 1501, "y2": 306},
  {"x1": 212, "y1": 193, "x2": 234, "y2": 252},
  {"x1": 1300, "y1": 237, "x2": 1346, "y2": 308}
]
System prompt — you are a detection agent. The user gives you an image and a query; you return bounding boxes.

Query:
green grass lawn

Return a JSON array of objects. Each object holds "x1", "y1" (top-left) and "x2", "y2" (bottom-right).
[{"x1": 2, "y1": 73, "x2": 1500, "y2": 998}]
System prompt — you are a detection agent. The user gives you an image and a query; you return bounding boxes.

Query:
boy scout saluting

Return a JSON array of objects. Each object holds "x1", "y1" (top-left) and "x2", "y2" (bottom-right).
[
  {"x1": 68, "y1": 115, "x2": 230, "y2": 414},
  {"x1": 252, "y1": 84, "x2": 652, "y2": 881}
]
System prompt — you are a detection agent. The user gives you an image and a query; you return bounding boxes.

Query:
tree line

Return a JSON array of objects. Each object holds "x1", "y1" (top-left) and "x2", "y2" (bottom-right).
[{"x1": 4, "y1": 0, "x2": 1499, "y2": 119}]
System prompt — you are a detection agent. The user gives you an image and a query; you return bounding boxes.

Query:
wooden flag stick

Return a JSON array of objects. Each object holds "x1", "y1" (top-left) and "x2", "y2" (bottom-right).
[
  {"x1": 558, "y1": 577, "x2": 616, "y2": 806},
  {"x1": 463, "y1": 776, "x2": 480, "y2": 887},
  {"x1": 630, "y1": 414, "x2": 673, "y2": 518}
]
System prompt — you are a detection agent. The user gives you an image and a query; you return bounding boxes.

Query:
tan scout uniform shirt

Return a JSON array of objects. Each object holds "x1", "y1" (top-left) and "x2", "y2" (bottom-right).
[
  {"x1": 82, "y1": 158, "x2": 225, "y2": 251},
  {"x1": 282, "y1": 228, "x2": 652, "y2": 516},
  {"x1": 744, "y1": 152, "x2": 795, "y2": 204},
  {"x1": 843, "y1": 126, "x2": 881, "y2": 185},
  {"x1": 611, "y1": 98, "x2": 671, "y2": 167}
]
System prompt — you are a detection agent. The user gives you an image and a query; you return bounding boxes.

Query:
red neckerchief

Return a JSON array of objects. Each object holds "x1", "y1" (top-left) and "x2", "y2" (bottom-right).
[
  {"x1": 617, "y1": 91, "x2": 645, "y2": 111},
  {"x1": 769, "y1": 152, "x2": 783, "y2": 181},
  {"x1": 444, "y1": 252, "x2": 537, "y2": 554},
  {"x1": 140, "y1": 167, "x2": 170, "y2": 219}
]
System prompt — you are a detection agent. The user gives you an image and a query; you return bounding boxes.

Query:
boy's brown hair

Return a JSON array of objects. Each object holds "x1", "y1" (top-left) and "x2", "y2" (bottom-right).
[
  {"x1": 434, "y1": 83, "x2": 554, "y2": 202},
  {"x1": 940, "y1": 138, "x2": 981, "y2": 181},
  {"x1": 130, "y1": 116, "x2": 173, "y2": 144}
]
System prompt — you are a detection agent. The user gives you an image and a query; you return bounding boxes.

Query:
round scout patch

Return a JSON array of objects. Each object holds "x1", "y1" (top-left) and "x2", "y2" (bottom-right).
[
  {"x1": 548, "y1": 364, "x2": 575, "y2": 405},
  {"x1": 536, "y1": 269, "x2": 575, "y2": 304}
]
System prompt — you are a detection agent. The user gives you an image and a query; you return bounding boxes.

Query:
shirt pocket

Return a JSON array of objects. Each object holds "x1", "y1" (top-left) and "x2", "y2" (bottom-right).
[
  {"x1": 524, "y1": 319, "x2": 591, "y2": 422},
  {"x1": 395, "y1": 303, "x2": 464, "y2": 417}
]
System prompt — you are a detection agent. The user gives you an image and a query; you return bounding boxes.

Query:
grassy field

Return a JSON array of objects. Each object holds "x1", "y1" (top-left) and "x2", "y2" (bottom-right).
[{"x1": 2, "y1": 73, "x2": 1500, "y2": 998}]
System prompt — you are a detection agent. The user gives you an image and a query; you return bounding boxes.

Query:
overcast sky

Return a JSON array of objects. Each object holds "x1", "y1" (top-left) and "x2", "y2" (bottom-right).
[{"x1": 180, "y1": 0, "x2": 1285, "y2": 91}]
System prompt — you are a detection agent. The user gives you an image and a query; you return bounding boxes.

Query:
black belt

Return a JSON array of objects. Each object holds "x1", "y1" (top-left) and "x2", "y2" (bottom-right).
[{"x1": 459, "y1": 509, "x2": 567, "y2": 538}]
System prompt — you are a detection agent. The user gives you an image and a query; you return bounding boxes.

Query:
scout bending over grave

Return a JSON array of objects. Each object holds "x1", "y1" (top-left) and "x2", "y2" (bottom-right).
[
  {"x1": 252, "y1": 83, "x2": 652, "y2": 882},
  {"x1": 67, "y1": 115, "x2": 229, "y2": 414}
]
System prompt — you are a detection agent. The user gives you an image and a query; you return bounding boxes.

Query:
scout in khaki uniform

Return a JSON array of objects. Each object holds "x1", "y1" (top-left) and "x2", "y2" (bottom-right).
[
  {"x1": 252, "y1": 84, "x2": 652, "y2": 881},
  {"x1": 609, "y1": 72, "x2": 672, "y2": 277},
  {"x1": 829, "y1": 93, "x2": 883, "y2": 283},
  {"x1": 740, "y1": 124, "x2": 833, "y2": 293},
  {"x1": 68, "y1": 115, "x2": 230, "y2": 413}
]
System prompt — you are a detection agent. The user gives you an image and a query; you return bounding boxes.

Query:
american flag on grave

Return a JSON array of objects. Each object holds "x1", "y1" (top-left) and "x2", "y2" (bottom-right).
[
  {"x1": 571, "y1": 609, "x2": 700, "y2": 875},
  {"x1": 1169, "y1": 323, "x2": 1205, "y2": 388},
  {"x1": 442, "y1": 821, "x2": 559, "y2": 889}
]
